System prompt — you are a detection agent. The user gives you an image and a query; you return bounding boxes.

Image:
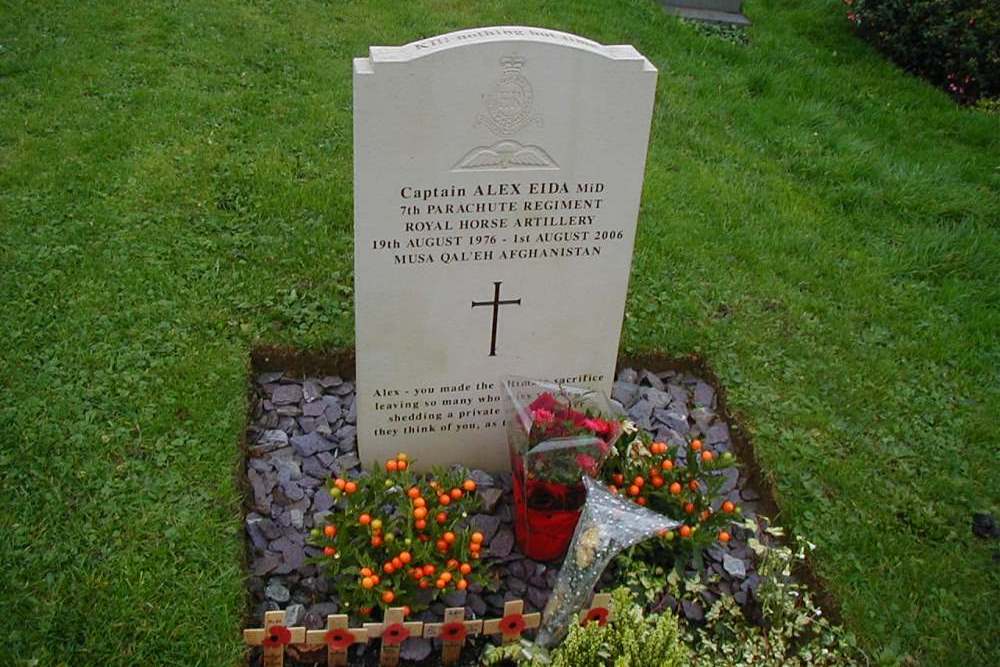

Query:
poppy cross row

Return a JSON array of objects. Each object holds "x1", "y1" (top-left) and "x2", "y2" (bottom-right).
[{"x1": 244, "y1": 594, "x2": 611, "y2": 667}]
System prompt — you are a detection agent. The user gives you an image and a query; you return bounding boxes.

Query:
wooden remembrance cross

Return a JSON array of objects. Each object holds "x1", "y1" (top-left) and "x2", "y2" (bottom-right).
[
  {"x1": 423, "y1": 607, "x2": 484, "y2": 664},
  {"x1": 304, "y1": 614, "x2": 369, "y2": 666},
  {"x1": 482, "y1": 599, "x2": 541, "y2": 645},
  {"x1": 363, "y1": 607, "x2": 424, "y2": 667},
  {"x1": 243, "y1": 610, "x2": 306, "y2": 667}
]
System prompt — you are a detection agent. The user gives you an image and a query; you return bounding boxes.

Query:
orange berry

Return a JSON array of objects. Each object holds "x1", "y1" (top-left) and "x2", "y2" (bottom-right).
[
  {"x1": 446, "y1": 558, "x2": 459, "y2": 570},
  {"x1": 456, "y1": 578, "x2": 468, "y2": 590},
  {"x1": 722, "y1": 500, "x2": 736, "y2": 514},
  {"x1": 399, "y1": 551, "x2": 412, "y2": 564},
  {"x1": 436, "y1": 539, "x2": 449, "y2": 551},
  {"x1": 608, "y1": 485, "x2": 618, "y2": 494},
  {"x1": 633, "y1": 476, "x2": 645, "y2": 488},
  {"x1": 469, "y1": 542, "x2": 481, "y2": 553},
  {"x1": 463, "y1": 480, "x2": 477, "y2": 492},
  {"x1": 370, "y1": 575, "x2": 380, "y2": 585},
  {"x1": 386, "y1": 459, "x2": 398, "y2": 472},
  {"x1": 396, "y1": 452, "x2": 408, "y2": 462},
  {"x1": 652, "y1": 476, "x2": 664, "y2": 488},
  {"x1": 450, "y1": 488, "x2": 463, "y2": 500},
  {"x1": 684, "y1": 502, "x2": 696, "y2": 514},
  {"x1": 612, "y1": 474, "x2": 624, "y2": 485},
  {"x1": 661, "y1": 459, "x2": 674, "y2": 471},
  {"x1": 637, "y1": 497, "x2": 647, "y2": 506},
  {"x1": 460, "y1": 563, "x2": 472, "y2": 575},
  {"x1": 689, "y1": 479, "x2": 700, "y2": 492},
  {"x1": 371, "y1": 535, "x2": 383, "y2": 547},
  {"x1": 436, "y1": 511, "x2": 448, "y2": 524},
  {"x1": 719, "y1": 531, "x2": 731, "y2": 543},
  {"x1": 413, "y1": 507, "x2": 428, "y2": 520},
  {"x1": 691, "y1": 439, "x2": 703, "y2": 452},
  {"x1": 323, "y1": 546, "x2": 336, "y2": 557},
  {"x1": 407, "y1": 486, "x2": 421, "y2": 499},
  {"x1": 440, "y1": 571, "x2": 453, "y2": 583},
  {"x1": 402, "y1": 605, "x2": 411, "y2": 617},
  {"x1": 381, "y1": 590, "x2": 395, "y2": 604},
  {"x1": 359, "y1": 514, "x2": 372, "y2": 526},
  {"x1": 700, "y1": 510, "x2": 711, "y2": 522},
  {"x1": 334, "y1": 478, "x2": 347, "y2": 490},
  {"x1": 471, "y1": 532, "x2": 484, "y2": 545},
  {"x1": 669, "y1": 482, "x2": 682, "y2": 495},
  {"x1": 422, "y1": 564, "x2": 436, "y2": 576},
  {"x1": 438, "y1": 494, "x2": 451, "y2": 506},
  {"x1": 413, "y1": 497, "x2": 426, "y2": 508},
  {"x1": 383, "y1": 562, "x2": 395, "y2": 574},
  {"x1": 397, "y1": 460, "x2": 408, "y2": 471},
  {"x1": 628, "y1": 484, "x2": 640, "y2": 496},
  {"x1": 435, "y1": 579, "x2": 447, "y2": 589},
  {"x1": 361, "y1": 577, "x2": 374, "y2": 589},
  {"x1": 344, "y1": 481, "x2": 358, "y2": 494},
  {"x1": 392, "y1": 557, "x2": 403, "y2": 569},
  {"x1": 679, "y1": 525, "x2": 692, "y2": 538},
  {"x1": 443, "y1": 532, "x2": 456, "y2": 544},
  {"x1": 419, "y1": 578, "x2": 430, "y2": 589},
  {"x1": 360, "y1": 567, "x2": 373, "y2": 577},
  {"x1": 324, "y1": 525, "x2": 337, "y2": 538},
  {"x1": 701, "y1": 451, "x2": 714, "y2": 463},
  {"x1": 414, "y1": 519, "x2": 427, "y2": 531}
]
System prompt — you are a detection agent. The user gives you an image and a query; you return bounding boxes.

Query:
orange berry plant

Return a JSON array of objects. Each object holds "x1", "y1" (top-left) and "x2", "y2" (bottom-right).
[
  {"x1": 601, "y1": 425, "x2": 740, "y2": 557},
  {"x1": 308, "y1": 451, "x2": 485, "y2": 617}
]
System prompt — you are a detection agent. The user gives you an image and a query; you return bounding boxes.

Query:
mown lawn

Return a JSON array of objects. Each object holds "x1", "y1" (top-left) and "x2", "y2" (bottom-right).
[{"x1": 1, "y1": 0, "x2": 997, "y2": 665}]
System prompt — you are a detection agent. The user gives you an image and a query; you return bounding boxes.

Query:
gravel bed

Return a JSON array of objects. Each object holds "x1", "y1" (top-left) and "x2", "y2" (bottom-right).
[{"x1": 243, "y1": 367, "x2": 769, "y2": 664}]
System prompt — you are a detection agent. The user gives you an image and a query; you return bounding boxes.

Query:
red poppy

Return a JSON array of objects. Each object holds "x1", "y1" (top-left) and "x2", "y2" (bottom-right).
[
  {"x1": 440, "y1": 621, "x2": 467, "y2": 643},
  {"x1": 262, "y1": 625, "x2": 292, "y2": 648},
  {"x1": 581, "y1": 607, "x2": 609, "y2": 627},
  {"x1": 324, "y1": 628, "x2": 355, "y2": 650},
  {"x1": 500, "y1": 613, "x2": 526, "y2": 636},
  {"x1": 381, "y1": 623, "x2": 410, "y2": 646}
]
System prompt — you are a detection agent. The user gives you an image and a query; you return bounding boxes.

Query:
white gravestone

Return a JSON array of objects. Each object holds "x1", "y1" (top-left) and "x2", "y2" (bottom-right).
[{"x1": 354, "y1": 26, "x2": 657, "y2": 471}]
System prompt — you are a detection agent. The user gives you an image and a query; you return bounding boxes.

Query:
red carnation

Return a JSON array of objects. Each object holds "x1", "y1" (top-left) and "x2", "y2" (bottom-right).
[
  {"x1": 262, "y1": 625, "x2": 292, "y2": 648},
  {"x1": 581, "y1": 607, "x2": 609, "y2": 627},
  {"x1": 381, "y1": 623, "x2": 410, "y2": 646},
  {"x1": 324, "y1": 628, "x2": 355, "y2": 650},
  {"x1": 440, "y1": 621, "x2": 467, "y2": 643},
  {"x1": 500, "y1": 613, "x2": 526, "y2": 636}
]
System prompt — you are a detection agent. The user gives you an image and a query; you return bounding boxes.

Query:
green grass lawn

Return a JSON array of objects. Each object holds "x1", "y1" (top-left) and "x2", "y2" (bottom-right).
[{"x1": 1, "y1": 0, "x2": 997, "y2": 664}]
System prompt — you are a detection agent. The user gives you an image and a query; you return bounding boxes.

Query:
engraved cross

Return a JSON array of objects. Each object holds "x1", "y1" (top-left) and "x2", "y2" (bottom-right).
[{"x1": 471, "y1": 281, "x2": 521, "y2": 357}]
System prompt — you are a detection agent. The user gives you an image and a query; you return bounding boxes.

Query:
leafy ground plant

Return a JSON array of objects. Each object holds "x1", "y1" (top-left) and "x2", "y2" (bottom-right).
[{"x1": 483, "y1": 587, "x2": 689, "y2": 667}]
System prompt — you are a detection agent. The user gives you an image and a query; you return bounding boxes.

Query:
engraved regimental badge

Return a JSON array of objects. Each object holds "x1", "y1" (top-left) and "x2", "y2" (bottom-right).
[{"x1": 477, "y1": 56, "x2": 542, "y2": 137}]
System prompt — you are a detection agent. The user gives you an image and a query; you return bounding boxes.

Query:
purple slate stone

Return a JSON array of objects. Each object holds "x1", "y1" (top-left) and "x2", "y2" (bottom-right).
[
  {"x1": 290, "y1": 432, "x2": 336, "y2": 458},
  {"x1": 527, "y1": 586, "x2": 549, "y2": 610},
  {"x1": 400, "y1": 638, "x2": 432, "y2": 662},
  {"x1": 471, "y1": 514, "x2": 501, "y2": 543},
  {"x1": 311, "y1": 488, "x2": 334, "y2": 513},
  {"x1": 272, "y1": 384, "x2": 303, "y2": 405},
  {"x1": 489, "y1": 527, "x2": 514, "y2": 558},
  {"x1": 302, "y1": 380, "x2": 323, "y2": 403},
  {"x1": 253, "y1": 552, "x2": 281, "y2": 575},
  {"x1": 302, "y1": 400, "x2": 327, "y2": 418},
  {"x1": 466, "y1": 592, "x2": 488, "y2": 616},
  {"x1": 707, "y1": 423, "x2": 730, "y2": 445}
]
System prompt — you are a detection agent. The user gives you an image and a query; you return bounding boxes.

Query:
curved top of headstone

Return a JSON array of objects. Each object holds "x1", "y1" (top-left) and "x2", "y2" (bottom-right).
[{"x1": 361, "y1": 26, "x2": 654, "y2": 71}]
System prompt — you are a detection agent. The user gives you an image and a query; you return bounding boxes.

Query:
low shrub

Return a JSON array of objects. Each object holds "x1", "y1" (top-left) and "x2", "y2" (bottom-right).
[
  {"x1": 308, "y1": 453, "x2": 487, "y2": 617},
  {"x1": 845, "y1": 0, "x2": 1000, "y2": 103}
]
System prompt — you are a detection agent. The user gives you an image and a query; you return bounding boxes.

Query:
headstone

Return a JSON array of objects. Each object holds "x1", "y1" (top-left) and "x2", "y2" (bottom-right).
[{"x1": 354, "y1": 27, "x2": 657, "y2": 471}]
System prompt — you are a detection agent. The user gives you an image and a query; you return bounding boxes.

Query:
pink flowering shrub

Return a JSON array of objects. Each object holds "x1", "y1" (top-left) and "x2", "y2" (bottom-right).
[{"x1": 844, "y1": 0, "x2": 999, "y2": 104}]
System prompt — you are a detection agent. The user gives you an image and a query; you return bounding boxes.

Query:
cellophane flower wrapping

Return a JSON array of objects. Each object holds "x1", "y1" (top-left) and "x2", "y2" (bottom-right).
[
  {"x1": 535, "y1": 476, "x2": 681, "y2": 649},
  {"x1": 502, "y1": 377, "x2": 623, "y2": 561}
]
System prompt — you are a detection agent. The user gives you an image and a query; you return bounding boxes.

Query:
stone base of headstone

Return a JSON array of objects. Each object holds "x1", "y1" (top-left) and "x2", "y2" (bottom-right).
[{"x1": 661, "y1": 0, "x2": 751, "y2": 27}]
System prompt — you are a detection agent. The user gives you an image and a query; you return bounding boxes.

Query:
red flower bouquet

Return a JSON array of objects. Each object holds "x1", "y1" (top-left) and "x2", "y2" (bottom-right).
[{"x1": 503, "y1": 378, "x2": 623, "y2": 561}]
